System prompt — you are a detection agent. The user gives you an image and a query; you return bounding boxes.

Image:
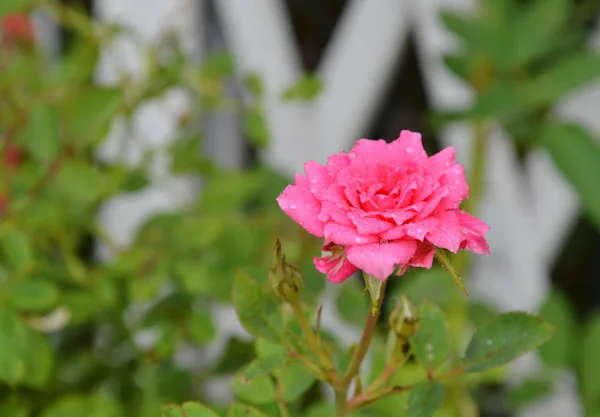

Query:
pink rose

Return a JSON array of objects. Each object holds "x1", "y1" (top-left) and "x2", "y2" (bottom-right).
[{"x1": 276, "y1": 130, "x2": 490, "y2": 283}]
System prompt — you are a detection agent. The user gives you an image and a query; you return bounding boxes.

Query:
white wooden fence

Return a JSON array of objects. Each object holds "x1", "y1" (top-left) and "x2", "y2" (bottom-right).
[{"x1": 35, "y1": 0, "x2": 600, "y2": 415}]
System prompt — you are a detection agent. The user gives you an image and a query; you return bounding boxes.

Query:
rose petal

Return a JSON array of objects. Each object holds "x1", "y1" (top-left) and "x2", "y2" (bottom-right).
[
  {"x1": 347, "y1": 212, "x2": 395, "y2": 235},
  {"x1": 428, "y1": 147, "x2": 456, "y2": 169},
  {"x1": 349, "y1": 139, "x2": 389, "y2": 165},
  {"x1": 435, "y1": 164, "x2": 469, "y2": 212},
  {"x1": 277, "y1": 185, "x2": 324, "y2": 237},
  {"x1": 318, "y1": 201, "x2": 352, "y2": 226},
  {"x1": 408, "y1": 243, "x2": 435, "y2": 268},
  {"x1": 404, "y1": 217, "x2": 440, "y2": 241},
  {"x1": 388, "y1": 130, "x2": 428, "y2": 165},
  {"x1": 425, "y1": 211, "x2": 462, "y2": 253},
  {"x1": 314, "y1": 254, "x2": 358, "y2": 283},
  {"x1": 380, "y1": 209, "x2": 417, "y2": 225},
  {"x1": 324, "y1": 222, "x2": 379, "y2": 246},
  {"x1": 304, "y1": 160, "x2": 329, "y2": 199},
  {"x1": 346, "y1": 240, "x2": 417, "y2": 280},
  {"x1": 326, "y1": 152, "x2": 351, "y2": 179},
  {"x1": 380, "y1": 217, "x2": 439, "y2": 241},
  {"x1": 294, "y1": 173, "x2": 310, "y2": 191},
  {"x1": 415, "y1": 186, "x2": 450, "y2": 220},
  {"x1": 457, "y1": 211, "x2": 490, "y2": 254},
  {"x1": 457, "y1": 211, "x2": 490, "y2": 235}
]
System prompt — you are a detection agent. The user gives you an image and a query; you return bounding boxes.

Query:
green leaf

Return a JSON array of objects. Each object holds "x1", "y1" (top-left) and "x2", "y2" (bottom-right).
[
  {"x1": 337, "y1": 281, "x2": 368, "y2": 326},
  {"x1": 541, "y1": 124, "x2": 600, "y2": 230},
  {"x1": 305, "y1": 403, "x2": 335, "y2": 417},
  {"x1": 278, "y1": 362, "x2": 315, "y2": 402},
  {"x1": 232, "y1": 374, "x2": 276, "y2": 404},
  {"x1": 243, "y1": 352, "x2": 289, "y2": 381},
  {"x1": 232, "y1": 273, "x2": 283, "y2": 342},
  {"x1": 508, "y1": 379, "x2": 552, "y2": 410},
  {"x1": 538, "y1": 291, "x2": 575, "y2": 368},
  {"x1": 7, "y1": 279, "x2": 60, "y2": 312},
  {"x1": 54, "y1": 160, "x2": 103, "y2": 204},
  {"x1": 506, "y1": 0, "x2": 570, "y2": 67},
  {"x1": 281, "y1": 73, "x2": 323, "y2": 102},
  {"x1": 463, "y1": 312, "x2": 554, "y2": 372},
  {"x1": 468, "y1": 301, "x2": 497, "y2": 328},
  {"x1": 0, "y1": 0, "x2": 28, "y2": 17},
  {"x1": 213, "y1": 337, "x2": 255, "y2": 375},
  {"x1": 40, "y1": 395, "x2": 124, "y2": 417},
  {"x1": 411, "y1": 302, "x2": 452, "y2": 371},
  {"x1": 406, "y1": 382, "x2": 444, "y2": 417},
  {"x1": 227, "y1": 404, "x2": 269, "y2": 417},
  {"x1": 201, "y1": 51, "x2": 235, "y2": 79},
  {"x1": 21, "y1": 104, "x2": 60, "y2": 162},
  {"x1": 243, "y1": 106, "x2": 270, "y2": 148},
  {"x1": 0, "y1": 396, "x2": 29, "y2": 417},
  {"x1": 161, "y1": 402, "x2": 219, "y2": 417},
  {"x1": 244, "y1": 72, "x2": 264, "y2": 98},
  {"x1": 200, "y1": 170, "x2": 262, "y2": 215},
  {"x1": 443, "y1": 54, "x2": 469, "y2": 81},
  {"x1": 439, "y1": 12, "x2": 480, "y2": 45},
  {"x1": 171, "y1": 135, "x2": 212, "y2": 174},
  {"x1": 122, "y1": 170, "x2": 148, "y2": 192},
  {"x1": 61, "y1": 291, "x2": 98, "y2": 323},
  {"x1": 1, "y1": 230, "x2": 32, "y2": 270},
  {"x1": 188, "y1": 311, "x2": 216, "y2": 346},
  {"x1": 64, "y1": 87, "x2": 121, "y2": 145},
  {"x1": 526, "y1": 52, "x2": 600, "y2": 106},
  {"x1": 20, "y1": 329, "x2": 53, "y2": 388},
  {"x1": 0, "y1": 307, "x2": 27, "y2": 384},
  {"x1": 580, "y1": 313, "x2": 600, "y2": 403},
  {"x1": 54, "y1": 39, "x2": 100, "y2": 84},
  {"x1": 0, "y1": 306, "x2": 53, "y2": 387}
]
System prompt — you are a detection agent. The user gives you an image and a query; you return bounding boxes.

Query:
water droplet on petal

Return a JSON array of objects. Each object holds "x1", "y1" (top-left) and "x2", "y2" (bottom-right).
[
  {"x1": 355, "y1": 237, "x2": 362, "y2": 243},
  {"x1": 290, "y1": 204, "x2": 298, "y2": 209},
  {"x1": 406, "y1": 146, "x2": 414, "y2": 153}
]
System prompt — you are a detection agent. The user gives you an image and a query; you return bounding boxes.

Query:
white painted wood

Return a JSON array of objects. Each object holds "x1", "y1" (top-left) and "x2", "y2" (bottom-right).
[
  {"x1": 213, "y1": 0, "x2": 311, "y2": 174},
  {"x1": 315, "y1": 0, "x2": 411, "y2": 158}
]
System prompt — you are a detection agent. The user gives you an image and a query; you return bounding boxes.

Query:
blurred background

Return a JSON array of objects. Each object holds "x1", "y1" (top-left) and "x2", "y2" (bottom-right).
[{"x1": 1, "y1": 0, "x2": 600, "y2": 416}]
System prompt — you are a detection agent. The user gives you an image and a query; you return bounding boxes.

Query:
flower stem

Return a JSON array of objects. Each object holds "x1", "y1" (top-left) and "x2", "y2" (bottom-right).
[
  {"x1": 454, "y1": 121, "x2": 487, "y2": 275},
  {"x1": 335, "y1": 391, "x2": 348, "y2": 417},
  {"x1": 275, "y1": 376, "x2": 291, "y2": 417},
  {"x1": 290, "y1": 303, "x2": 335, "y2": 380},
  {"x1": 342, "y1": 279, "x2": 387, "y2": 387}
]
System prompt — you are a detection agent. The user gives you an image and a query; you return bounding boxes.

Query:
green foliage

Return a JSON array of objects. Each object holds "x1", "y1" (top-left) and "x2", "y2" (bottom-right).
[
  {"x1": 243, "y1": 352, "x2": 289, "y2": 381},
  {"x1": 0, "y1": 2, "x2": 319, "y2": 415},
  {"x1": 463, "y1": 312, "x2": 554, "y2": 372},
  {"x1": 162, "y1": 402, "x2": 218, "y2": 417},
  {"x1": 406, "y1": 382, "x2": 444, "y2": 417},
  {"x1": 580, "y1": 313, "x2": 600, "y2": 409},
  {"x1": 538, "y1": 291, "x2": 576, "y2": 368},
  {"x1": 281, "y1": 73, "x2": 324, "y2": 102},
  {"x1": 227, "y1": 404, "x2": 269, "y2": 417},
  {"x1": 337, "y1": 280, "x2": 369, "y2": 326},
  {"x1": 411, "y1": 302, "x2": 451, "y2": 371},
  {"x1": 0, "y1": 1, "x2": 588, "y2": 416},
  {"x1": 541, "y1": 123, "x2": 600, "y2": 230},
  {"x1": 232, "y1": 273, "x2": 284, "y2": 342},
  {"x1": 437, "y1": 0, "x2": 600, "y2": 227}
]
